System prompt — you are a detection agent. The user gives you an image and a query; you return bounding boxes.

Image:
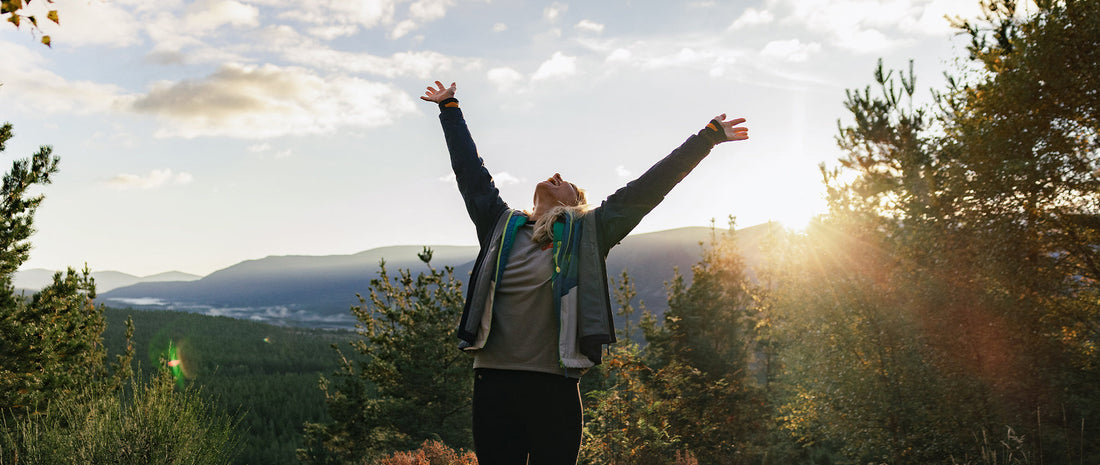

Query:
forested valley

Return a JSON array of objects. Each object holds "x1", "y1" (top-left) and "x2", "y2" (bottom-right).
[{"x1": 3, "y1": 1, "x2": 1100, "y2": 464}]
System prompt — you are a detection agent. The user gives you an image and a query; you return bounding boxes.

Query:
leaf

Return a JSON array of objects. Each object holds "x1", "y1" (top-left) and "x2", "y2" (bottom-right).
[
  {"x1": 7, "y1": 13, "x2": 19, "y2": 27},
  {"x1": 41, "y1": 34, "x2": 49, "y2": 47},
  {"x1": 46, "y1": 9, "x2": 56, "y2": 24}
]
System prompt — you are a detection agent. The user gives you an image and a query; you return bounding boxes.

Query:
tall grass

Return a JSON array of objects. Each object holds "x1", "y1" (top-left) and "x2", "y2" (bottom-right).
[{"x1": 0, "y1": 369, "x2": 239, "y2": 465}]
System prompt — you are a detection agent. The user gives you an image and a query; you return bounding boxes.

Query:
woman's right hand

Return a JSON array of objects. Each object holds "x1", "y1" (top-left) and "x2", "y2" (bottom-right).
[{"x1": 421, "y1": 81, "x2": 457, "y2": 103}]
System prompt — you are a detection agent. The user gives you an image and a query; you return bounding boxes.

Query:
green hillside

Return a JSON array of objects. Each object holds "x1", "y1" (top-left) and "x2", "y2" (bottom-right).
[{"x1": 102, "y1": 307, "x2": 360, "y2": 465}]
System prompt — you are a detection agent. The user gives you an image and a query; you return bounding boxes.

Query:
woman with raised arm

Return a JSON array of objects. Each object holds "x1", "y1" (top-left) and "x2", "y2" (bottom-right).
[{"x1": 421, "y1": 81, "x2": 748, "y2": 465}]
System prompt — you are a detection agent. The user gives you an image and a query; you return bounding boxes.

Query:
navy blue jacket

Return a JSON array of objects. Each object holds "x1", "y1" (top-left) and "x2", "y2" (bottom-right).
[{"x1": 438, "y1": 98, "x2": 723, "y2": 365}]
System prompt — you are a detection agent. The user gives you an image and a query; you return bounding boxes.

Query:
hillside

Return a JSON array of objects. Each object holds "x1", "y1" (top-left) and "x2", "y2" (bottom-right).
[
  {"x1": 101, "y1": 224, "x2": 778, "y2": 328},
  {"x1": 14, "y1": 268, "x2": 202, "y2": 293}
]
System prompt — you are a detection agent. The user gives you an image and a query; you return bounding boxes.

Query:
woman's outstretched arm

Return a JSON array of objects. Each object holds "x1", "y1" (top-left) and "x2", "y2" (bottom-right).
[
  {"x1": 423, "y1": 81, "x2": 509, "y2": 246},
  {"x1": 595, "y1": 114, "x2": 749, "y2": 253}
]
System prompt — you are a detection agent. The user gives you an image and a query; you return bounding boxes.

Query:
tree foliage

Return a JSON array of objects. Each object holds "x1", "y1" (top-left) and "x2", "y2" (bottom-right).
[
  {"x1": 0, "y1": 122, "x2": 130, "y2": 415},
  {"x1": 299, "y1": 248, "x2": 471, "y2": 464},
  {"x1": 1, "y1": 0, "x2": 58, "y2": 46},
  {"x1": 0, "y1": 123, "x2": 241, "y2": 464},
  {"x1": 770, "y1": 1, "x2": 1100, "y2": 462}
]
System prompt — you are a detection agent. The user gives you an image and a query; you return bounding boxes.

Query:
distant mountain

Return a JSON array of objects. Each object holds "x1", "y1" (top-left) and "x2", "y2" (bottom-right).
[
  {"x1": 13, "y1": 268, "x2": 202, "y2": 293},
  {"x1": 100, "y1": 224, "x2": 779, "y2": 329}
]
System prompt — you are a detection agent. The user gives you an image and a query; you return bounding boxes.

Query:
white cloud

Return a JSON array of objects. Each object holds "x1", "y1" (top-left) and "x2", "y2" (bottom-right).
[
  {"x1": 833, "y1": 28, "x2": 895, "y2": 54},
  {"x1": 771, "y1": 0, "x2": 920, "y2": 52},
  {"x1": 615, "y1": 165, "x2": 632, "y2": 178},
  {"x1": 531, "y1": 52, "x2": 577, "y2": 81},
  {"x1": 761, "y1": 39, "x2": 822, "y2": 62},
  {"x1": 0, "y1": 42, "x2": 128, "y2": 114},
  {"x1": 246, "y1": 143, "x2": 272, "y2": 152},
  {"x1": 307, "y1": 25, "x2": 360, "y2": 40},
  {"x1": 606, "y1": 48, "x2": 632, "y2": 62},
  {"x1": 487, "y1": 67, "x2": 525, "y2": 92},
  {"x1": 639, "y1": 47, "x2": 711, "y2": 70},
  {"x1": 281, "y1": 48, "x2": 457, "y2": 79},
  {"x1": 492, "y1": 23, "x2": 508, "y2": 32},
  {"x1": 390, "y1": 19, "x2": 418, "y2": 39},
  {"x1": 278, "y1": 0, "x2": 397, "y2": 30},
  {"x1": 730, "y1": 7, "x2": 774, "y2": 29},
  {"x1": 14, "y1": 0, "x2": 143, "y2": 47},
  {"x1": 409, "y1": 0, "x2": 455, "y2": 21},
  {"x1": 107, "y1": 169, "x2": 194, "y2": 190},
  {"x1": 575, "y1": 19, "x2": 604, "y2": 33},
  {"x1": 494, "y1": 172, "x2": 522, "y2": 185},
  {"x1": 185, "y1": 0, "x2": 259, "y2": 32},
  {"x1": 543, "y1": 2, "x2": 568, "y2": 22},
  {"x1": 128, "y1": 63, "x2": 418, "y2": 139}
]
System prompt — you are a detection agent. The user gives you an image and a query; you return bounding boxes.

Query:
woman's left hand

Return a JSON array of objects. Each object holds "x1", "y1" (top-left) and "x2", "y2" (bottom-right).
[{"x1": 713, "y1": 114, "x2": 748, "y2": 142}]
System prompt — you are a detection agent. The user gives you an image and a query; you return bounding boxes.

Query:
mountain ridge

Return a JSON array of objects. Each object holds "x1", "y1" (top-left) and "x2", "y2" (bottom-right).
[{"x1": 98, "y1": 224, "x2": 779, "y2": 328}]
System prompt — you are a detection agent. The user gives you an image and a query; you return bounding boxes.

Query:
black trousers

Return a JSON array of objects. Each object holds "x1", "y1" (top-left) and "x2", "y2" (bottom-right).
[{"x1": 472, "y1": 368, "x2": 582, "y2": 465}]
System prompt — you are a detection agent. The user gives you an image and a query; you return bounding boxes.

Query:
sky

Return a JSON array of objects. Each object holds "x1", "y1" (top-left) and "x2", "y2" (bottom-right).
[{"x1": 1, "y1": 0, "x2": 994, "y2": 277}]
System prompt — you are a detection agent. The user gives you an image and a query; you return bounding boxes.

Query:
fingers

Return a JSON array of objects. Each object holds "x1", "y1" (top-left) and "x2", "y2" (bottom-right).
[{"x1": 727, "y1": 117, "x2": 747, "y2": 126}]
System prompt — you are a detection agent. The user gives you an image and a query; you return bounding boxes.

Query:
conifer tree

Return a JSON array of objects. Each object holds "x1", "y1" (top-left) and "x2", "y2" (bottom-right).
[
  {"x1": 299, "y1": 248, "x2": 471, "y2": 464},
  {"x1": 640, "y1": 221, "x2": 768, "y2": 464},
  {"x1": 0, "y1": 122, "x2": 130, "y2": 414}
]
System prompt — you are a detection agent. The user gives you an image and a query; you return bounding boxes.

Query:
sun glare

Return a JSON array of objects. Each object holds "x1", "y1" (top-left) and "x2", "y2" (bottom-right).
[{"x1": 767, "y1": 191, "x2": 827, "y2": 232}]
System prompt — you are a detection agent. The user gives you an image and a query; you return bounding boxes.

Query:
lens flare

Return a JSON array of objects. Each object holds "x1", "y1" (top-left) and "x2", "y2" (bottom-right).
[{"x1": 165, "y1": 341, "x2": 185, "y2": 388}]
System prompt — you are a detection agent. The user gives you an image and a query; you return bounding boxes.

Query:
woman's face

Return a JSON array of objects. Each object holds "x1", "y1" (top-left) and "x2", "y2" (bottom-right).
[{"x1": 533, "y1": 173, "x2": 582, "y2": 209}]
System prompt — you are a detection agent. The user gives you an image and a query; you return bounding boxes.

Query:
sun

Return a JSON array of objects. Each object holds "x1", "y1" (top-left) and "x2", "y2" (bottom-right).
[{"x1": 766, "y1": 190, "x2": 827, "y2": 232}]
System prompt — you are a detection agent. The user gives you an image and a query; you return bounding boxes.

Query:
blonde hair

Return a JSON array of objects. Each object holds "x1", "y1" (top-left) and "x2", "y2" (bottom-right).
[
  {"x1": 531, "y1": 204, "x2": 589, "y2": 245},
  {"x1": 530, "y1": 182, "x2": 588, "y2": 244}
]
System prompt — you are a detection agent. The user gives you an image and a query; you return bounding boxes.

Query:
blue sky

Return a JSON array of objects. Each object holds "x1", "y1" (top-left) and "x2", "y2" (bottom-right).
[{"x1": 2, "y1": 0, "x2": 993, "y2": 276}]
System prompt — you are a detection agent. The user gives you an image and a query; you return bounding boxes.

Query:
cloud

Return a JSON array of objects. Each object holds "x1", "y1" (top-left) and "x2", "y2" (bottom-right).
[
  {"x1": 185, "y1": 0, "x2": 260, "y2": 32},
  {"x1": 16, "y1": 0, "x2": 143, "y2": 47},
  {"x1": 615, "y1": 165, "x2": 632, "y2": 178},
  {"x1": 606, "y1": 48, "x2": 631, "y2": 62},
  {"x1": 107, "y1": 169, "x2": 194, "y2": 190},
  {"x1": 543, "y1": 2, "x2": 568, "y2": 22},
  {"x1": 574, "y1": 20, "x2": 604, "y2": 33},
  {"x1": 390, "y1": 19, "x2": 418, "y2": 39},
  {"x1": 487, "y1": 67, "x2": 525, "y2": 92},
  {"x1": 531, "y1": 52, "x2": 577, "y2": 81},
  {"x1": 276, "y1": 0, "x2": 397, "y2": 31},
  {"x1": 492, "y1": 23, "x2": 508, "y2": 32},
  {"x1": 128, "y1": 63, "x2": 418, "y2": 138},
  {"x1": 770, "y1": 0, "x2": 925, "y2": 52},
  {"x1": 0, "y1": 42, "x2": 128, "y2": 114},
  {"x1": 494, "y1": 172, "x2": 522, "y2": 185},
  {"x1": 246, "y1": 143, "x2": 272, "y2": 152},
  {"x1": 438, "y1": 169, "x2": 521, "y2": 185},
  {"x1": 730, "y1": 7, "x2": 774, "y2": 29},
  {"x1": 409, "y1": 0, "x2": 455, "y2": 21},
  {"x1": 761, "y1": 39, "x2": 822, "y2": 62},
  {"x1": 281, "y1": 48, "x2": 457, "y2": 79}
]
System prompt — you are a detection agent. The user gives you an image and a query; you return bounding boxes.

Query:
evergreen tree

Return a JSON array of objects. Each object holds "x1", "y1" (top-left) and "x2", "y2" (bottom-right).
[
  {"x1": 640, "y1": 221, "x2": 768, "y2": 464},
  {"x1": 299, "y1": 248, "x2": 471, "y2": 464},
  {"x1": 774, "y1": 1, "x2": 1100, "y2": 462},
  {"x1": 0, "y1": 122, "x2": 130, "y2": 414}
]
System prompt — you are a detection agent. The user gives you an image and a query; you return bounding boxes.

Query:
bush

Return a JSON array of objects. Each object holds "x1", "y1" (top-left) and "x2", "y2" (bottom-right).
[
  {"x1": 372, "y1": 440, "x2": 477, "y2": 465},
  {"x1": 0, "y1": 368, "x2": 239, "y2": 465}
]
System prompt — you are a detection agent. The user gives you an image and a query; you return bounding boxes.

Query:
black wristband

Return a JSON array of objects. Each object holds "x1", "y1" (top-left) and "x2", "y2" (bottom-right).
[
  {"x1": 438, "y1": 97, "x2": 459, "y2": 111},
  {"x1": 698, "y1": 119, "x2": 726, "y2": 144}
]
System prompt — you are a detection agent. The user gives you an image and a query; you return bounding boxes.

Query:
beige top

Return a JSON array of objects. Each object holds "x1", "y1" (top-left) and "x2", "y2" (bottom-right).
[{"x1": 473, "y1": 224, "x2": 572, "y2": 376}]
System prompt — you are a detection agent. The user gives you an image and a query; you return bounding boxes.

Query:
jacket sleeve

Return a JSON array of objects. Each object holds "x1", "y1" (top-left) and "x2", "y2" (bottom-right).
[
  {"x1": 438, "y1": 98, "x2": 509, "y2": 246},
  {"x1": 594, "y1": 132, "x2": 719, "y2": 254}
]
